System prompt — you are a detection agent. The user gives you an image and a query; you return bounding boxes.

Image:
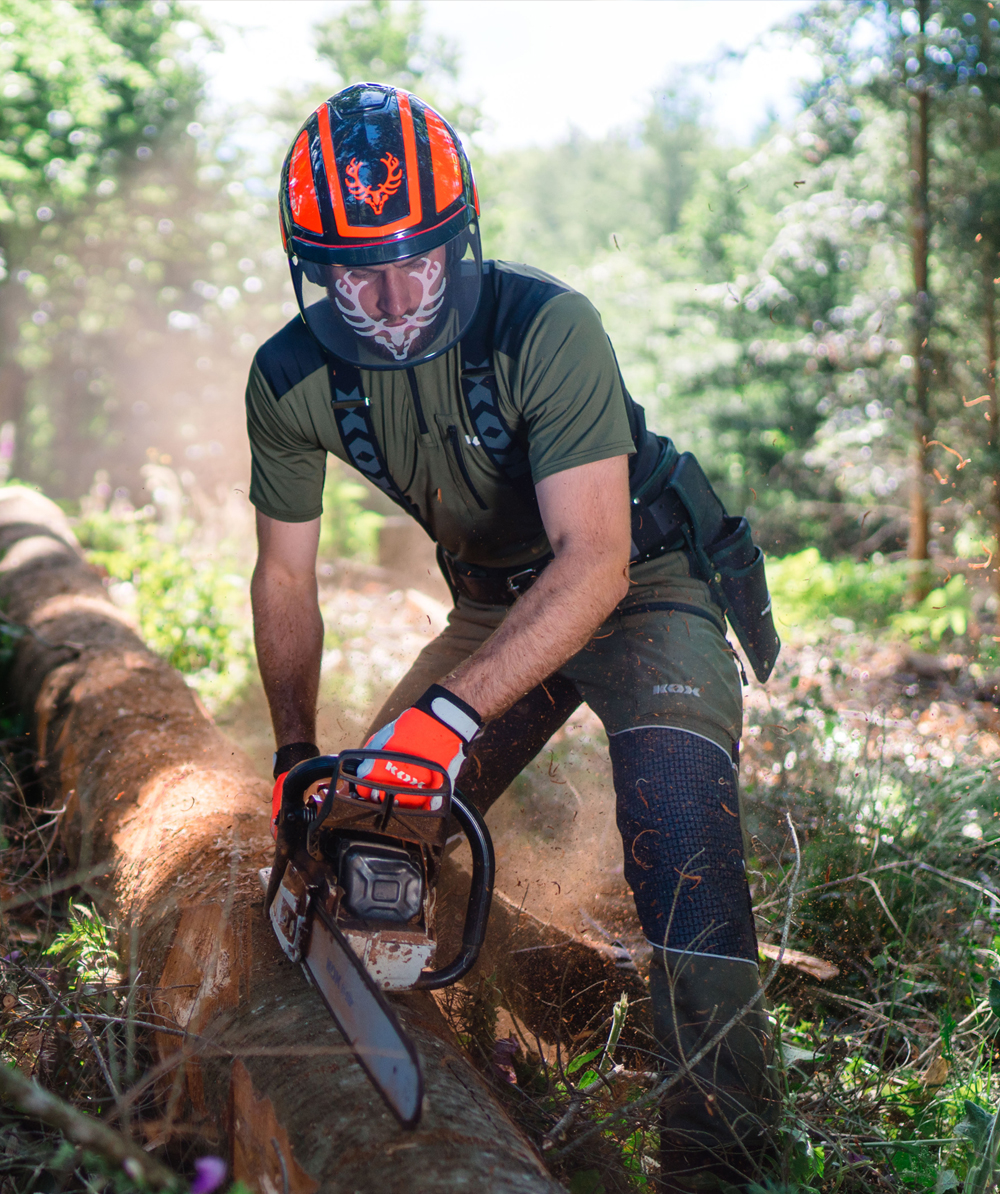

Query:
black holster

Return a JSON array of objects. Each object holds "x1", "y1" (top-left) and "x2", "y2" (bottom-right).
[{"x1": 630, "y1": 437, "x2": 780, "y2": 683}]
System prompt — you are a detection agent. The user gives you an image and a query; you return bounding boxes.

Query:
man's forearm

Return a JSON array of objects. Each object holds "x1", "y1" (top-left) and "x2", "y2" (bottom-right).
[
  {"x1": 443, "y1": 551, "x2": 628, "y2": 720},
  {"x1": 251, "y1": 565, "x2": 324, "y2": 747}
]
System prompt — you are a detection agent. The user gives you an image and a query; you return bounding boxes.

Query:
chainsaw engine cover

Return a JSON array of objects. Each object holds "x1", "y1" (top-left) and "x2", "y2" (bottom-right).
[{"x1": 340, "y1": 843, "x2": 423, "y2": 923}]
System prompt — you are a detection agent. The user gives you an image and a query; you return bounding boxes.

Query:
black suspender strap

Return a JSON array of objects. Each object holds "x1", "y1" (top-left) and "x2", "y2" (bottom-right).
[
  {"x1": 326, "y1": 360, "x2": 432, "y2": 535},
  {"x1": 459, "y1": 265, "x2": 534, "y2": 498}
]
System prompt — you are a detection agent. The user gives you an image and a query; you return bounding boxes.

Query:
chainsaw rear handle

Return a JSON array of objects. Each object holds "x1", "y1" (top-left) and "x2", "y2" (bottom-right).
[
  {"x1": 279, "y1": 750, "x2": 452, "y2": 815},
  {"x1": 412, "y1": 792, "x2": 494, "y2": 990}
]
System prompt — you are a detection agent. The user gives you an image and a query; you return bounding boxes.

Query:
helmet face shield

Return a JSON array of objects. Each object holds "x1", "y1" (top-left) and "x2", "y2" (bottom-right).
[{"x1": 290, "y1": 223, "x2": 482, "y2": 369}]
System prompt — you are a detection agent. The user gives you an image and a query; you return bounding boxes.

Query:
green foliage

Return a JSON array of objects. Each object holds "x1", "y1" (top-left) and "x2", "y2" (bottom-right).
[
  {"x1": 0, "y1": 0, "x2": 198, "y2": 228},
  {"x1": 767, "y1": 548, "x2": 909, "y2": 633},
  {"x1": 314, "y1": 0, "x2": 452, "y2": 93},
  {"x1": 45, "y1": 901, "x2": 119, "y2": 989},
  {"x1": 766, "y1": 548, "x2": 974, "y2": 647},
  {"x1": 745, "y1": 719, "x2": 1000, "y2": 1191},
  {"x1": 76, "y1": 501, "x2": 253, "y2": 712},
  {"x1": 0, "y1": 0, "x2": 287, "y2": 500},
  {"x1": 319, "y1": 463, "x2": 384, "y2": 562},
  {"x1": 567, "y1": 1171, "x2": 606, "y2": 1194},
  {"x1": 891, "y1": 574, "x2": 971, "y2": 644},
  {"x1": 478, "y1": 135, "x2": 661, "y2": 273}
]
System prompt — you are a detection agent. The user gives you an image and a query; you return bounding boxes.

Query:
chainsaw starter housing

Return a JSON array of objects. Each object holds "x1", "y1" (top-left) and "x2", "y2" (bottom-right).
[{"x1": 340, "y1": 843, "x2": 423, "y2": 923}]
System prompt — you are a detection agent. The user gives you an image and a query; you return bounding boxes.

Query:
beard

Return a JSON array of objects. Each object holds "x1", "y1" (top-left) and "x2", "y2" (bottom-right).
[{"x1": 331, "y1": 256, "x2": 447, "y2": 363}]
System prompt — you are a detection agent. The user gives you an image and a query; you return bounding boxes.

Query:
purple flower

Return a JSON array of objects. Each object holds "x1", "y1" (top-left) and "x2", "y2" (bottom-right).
[
  {"x1": 492, "y1": 1034, "x2": 520, "y2": 1085},
  {"x1": 190, "y1": 1156, "x2": 227, "y2": 1194},
  {"x1": 2, "y1": 951, "x2": 22, "y2": 963}
]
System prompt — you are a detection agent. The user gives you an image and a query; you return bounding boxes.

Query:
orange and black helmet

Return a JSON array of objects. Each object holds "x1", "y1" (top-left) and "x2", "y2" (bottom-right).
[{"x1": 279, "y1": 84, "x2": 483, "y2": 369}]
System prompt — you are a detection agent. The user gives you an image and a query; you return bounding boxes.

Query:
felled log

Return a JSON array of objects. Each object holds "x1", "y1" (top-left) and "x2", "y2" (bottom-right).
[{"x1": 0, "y1": 487, "x2": 563, "y2": 1194}]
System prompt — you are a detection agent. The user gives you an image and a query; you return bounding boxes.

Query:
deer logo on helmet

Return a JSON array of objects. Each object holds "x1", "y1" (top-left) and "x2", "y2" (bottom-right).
[{"x1": 344, "y1": 153, "x2": 403, "y2": 215}]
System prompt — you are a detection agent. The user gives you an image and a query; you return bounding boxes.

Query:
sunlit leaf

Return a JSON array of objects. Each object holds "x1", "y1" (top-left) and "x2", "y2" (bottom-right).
[{"x1": 565, "y1": 1046, "x2": 603, "y2": 1076}]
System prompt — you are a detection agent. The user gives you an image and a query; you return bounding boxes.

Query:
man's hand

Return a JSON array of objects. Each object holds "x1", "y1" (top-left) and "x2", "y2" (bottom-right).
[
  {"x1": 252, "y1": 511, "x2": 323, "y2": 754},
  {"x1": 356, "y1": 684, "x2": 482, "y2": 808},
  {"x1": 270, "y1": 740, "x2": 320, "y2": 839},
  {"x1": 442, "y1": 455, "x2": 631, "y2": 721}
]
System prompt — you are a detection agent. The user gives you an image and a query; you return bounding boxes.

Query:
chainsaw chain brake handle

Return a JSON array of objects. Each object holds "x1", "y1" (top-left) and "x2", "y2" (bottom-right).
[
  {"x1": 412, "y1": 793, "x2": 494, "y2": 989},
  {"x1": 263, "y1": 750, "x2": 495, "y2": 990}
]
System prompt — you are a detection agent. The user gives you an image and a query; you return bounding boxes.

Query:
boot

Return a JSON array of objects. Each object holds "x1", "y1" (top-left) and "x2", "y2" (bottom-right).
[{"x1": 649, "y1": 950, "x2": 777, "y2": 1192}]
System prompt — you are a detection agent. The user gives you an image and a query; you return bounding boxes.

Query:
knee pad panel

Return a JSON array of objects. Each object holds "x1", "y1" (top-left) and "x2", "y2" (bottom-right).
[{"x1": 610, "y1": 727, "x2": 756, "y2": 960}]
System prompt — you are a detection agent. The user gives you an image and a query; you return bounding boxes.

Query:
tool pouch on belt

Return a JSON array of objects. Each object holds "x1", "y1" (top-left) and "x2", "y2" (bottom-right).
[
  {"x1": 667, "y1": 451, "x2": 780, "y2": 683},
  {"x1": 630, "y1": 439, "x2": 780, "y2": 683}
]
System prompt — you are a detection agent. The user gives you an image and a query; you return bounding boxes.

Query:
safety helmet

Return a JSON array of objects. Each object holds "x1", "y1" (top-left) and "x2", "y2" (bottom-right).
[{"x1": 279, "y1": 83, "x2": 482, "y2": 370}]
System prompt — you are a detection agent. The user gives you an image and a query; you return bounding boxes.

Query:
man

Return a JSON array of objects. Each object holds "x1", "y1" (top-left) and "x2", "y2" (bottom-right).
[{"x1": 247, "y1": 83, "x2": 777, "y2": 1190}]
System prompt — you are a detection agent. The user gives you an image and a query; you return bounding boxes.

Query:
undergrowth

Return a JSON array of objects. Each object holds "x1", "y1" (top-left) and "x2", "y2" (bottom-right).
[
  {"x1": 438, "y1": 739, "x2": 1000, "y2": 1192},
  {"x1": 69, "y1": 463, "x2": 384, "y2": 715},
  {"x1": 0, "y1": 745, "x2": 248, "y2": 1192},
  {"x1": 767, "y1": 549, "x2": 978, "y2": 645},
  {"x1": 73, "y1": 471, "x2": 253, "y2": 714}
]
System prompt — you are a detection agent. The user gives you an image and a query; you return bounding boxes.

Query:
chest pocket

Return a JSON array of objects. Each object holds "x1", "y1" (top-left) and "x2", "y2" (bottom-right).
[{"x1": 434, "y1": 413, "x2": 488, "y2": 511}]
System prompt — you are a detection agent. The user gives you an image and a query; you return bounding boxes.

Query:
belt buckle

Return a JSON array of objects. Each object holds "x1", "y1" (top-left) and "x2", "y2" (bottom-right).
[{"x1": 505, "y1": 567, "x2": 538, "y2": 597}]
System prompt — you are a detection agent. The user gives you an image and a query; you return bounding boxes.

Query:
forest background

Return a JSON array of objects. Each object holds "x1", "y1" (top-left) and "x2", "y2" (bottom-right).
[{"x1": 6, "y1": 2, "x2": 1000, "y2": 1192}]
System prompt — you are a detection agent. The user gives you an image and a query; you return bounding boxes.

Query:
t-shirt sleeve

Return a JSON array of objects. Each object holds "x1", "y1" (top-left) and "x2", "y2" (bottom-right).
[
  {"x1": 515, "y1": 292, "x2": 635, "y2": 484},
  {"x1": 245, "y1": 358, "x2": 327, "y2": 522}
]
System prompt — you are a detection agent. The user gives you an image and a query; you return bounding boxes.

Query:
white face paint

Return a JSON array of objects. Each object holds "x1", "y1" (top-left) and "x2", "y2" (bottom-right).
[{"x1": 331, "y1": 256, "x2": 446, "y2": 362}]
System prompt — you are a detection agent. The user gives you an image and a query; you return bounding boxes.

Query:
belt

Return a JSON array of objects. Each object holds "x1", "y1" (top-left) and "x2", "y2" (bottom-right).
[
  {"x1": 438, "y1": 549, "x2": 553, "y2": 606},
  {"x1": 437, "y1": 438, "x2": 698, "y2": 606}
]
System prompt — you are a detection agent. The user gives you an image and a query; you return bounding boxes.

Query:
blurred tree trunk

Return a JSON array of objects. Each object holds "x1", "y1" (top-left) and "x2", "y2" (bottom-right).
[
  {"x1": 979, "y1": 11, "x2": 1000, "y2": 599},
  {"x1": 908, "y1": 0, "x2": 932, "y2": 601},
  {"x1": 987, "y1": 251, "x2": 1000, "y2": 596}
]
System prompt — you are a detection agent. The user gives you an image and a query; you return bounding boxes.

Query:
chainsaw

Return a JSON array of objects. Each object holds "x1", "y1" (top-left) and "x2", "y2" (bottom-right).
[{"x1": 260, "y1": 748, "x2": 494, "y2": 1128}]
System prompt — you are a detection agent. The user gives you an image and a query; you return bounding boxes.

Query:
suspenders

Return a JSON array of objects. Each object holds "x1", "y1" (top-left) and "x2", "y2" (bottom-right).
[
  {"x1": 327, "y1": 361, "x2": 431, "y2": 534},
  {"x1": 456, "y1": 266, "x2": 533, "y2": 497}
]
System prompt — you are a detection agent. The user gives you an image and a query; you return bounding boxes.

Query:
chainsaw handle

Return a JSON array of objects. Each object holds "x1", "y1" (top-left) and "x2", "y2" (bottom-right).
[
  {"x1": 263, "y1": 757, "x2": 335, "y2": 919},
  {"x1": 282, "y1": 751, "x2": 452, "y2": 819},
  {"x1": 280, "y1": 755, "x2": 340, "y2": 814},
  {"x1": 413, "y1": 792, "x2": 494, "y2": 990}
]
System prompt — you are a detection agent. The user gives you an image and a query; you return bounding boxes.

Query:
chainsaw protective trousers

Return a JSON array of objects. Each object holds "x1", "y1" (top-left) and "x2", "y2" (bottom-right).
[{"x1": 365, "y1": 549, "x2": 775, "y2": 1182}]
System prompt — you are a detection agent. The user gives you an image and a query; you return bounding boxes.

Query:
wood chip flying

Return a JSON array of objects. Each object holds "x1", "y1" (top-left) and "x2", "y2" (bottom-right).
[{"x1": 759, "y1": 942, "x2": 840, "y2": 981}]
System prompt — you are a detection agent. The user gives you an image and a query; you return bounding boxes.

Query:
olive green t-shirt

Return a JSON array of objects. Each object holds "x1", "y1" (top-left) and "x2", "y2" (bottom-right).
[{"x1": 246, "y1": 261, "x2": 635, "y2": 568}]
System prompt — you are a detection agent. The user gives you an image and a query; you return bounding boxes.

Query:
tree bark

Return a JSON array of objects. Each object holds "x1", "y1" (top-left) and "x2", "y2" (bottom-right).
[
  {"x1": 907, "y1": 0, "x2": 932, "y2": 601},
  {"x1": 985, "y1": 252, "x2": 1000, "y2": 596},
  {"x1": 0, "y1": 486, "x2": 564, "y2": 1194}
]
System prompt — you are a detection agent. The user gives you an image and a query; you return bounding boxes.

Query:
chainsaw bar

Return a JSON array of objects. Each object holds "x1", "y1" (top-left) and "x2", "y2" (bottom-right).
[{"x1": 305, "y1": 898, "x2": 423, "y2": 1128}]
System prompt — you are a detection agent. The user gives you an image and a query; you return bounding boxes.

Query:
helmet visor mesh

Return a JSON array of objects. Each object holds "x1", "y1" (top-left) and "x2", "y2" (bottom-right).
[{"x1": 290, "y1": 224, "x2": 483, "y2": 369}]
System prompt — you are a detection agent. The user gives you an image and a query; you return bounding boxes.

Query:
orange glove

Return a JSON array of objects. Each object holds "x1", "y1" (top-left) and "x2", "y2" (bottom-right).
[{"x1": 356, "y1": 685, "x2": 482, "y2": 809}]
